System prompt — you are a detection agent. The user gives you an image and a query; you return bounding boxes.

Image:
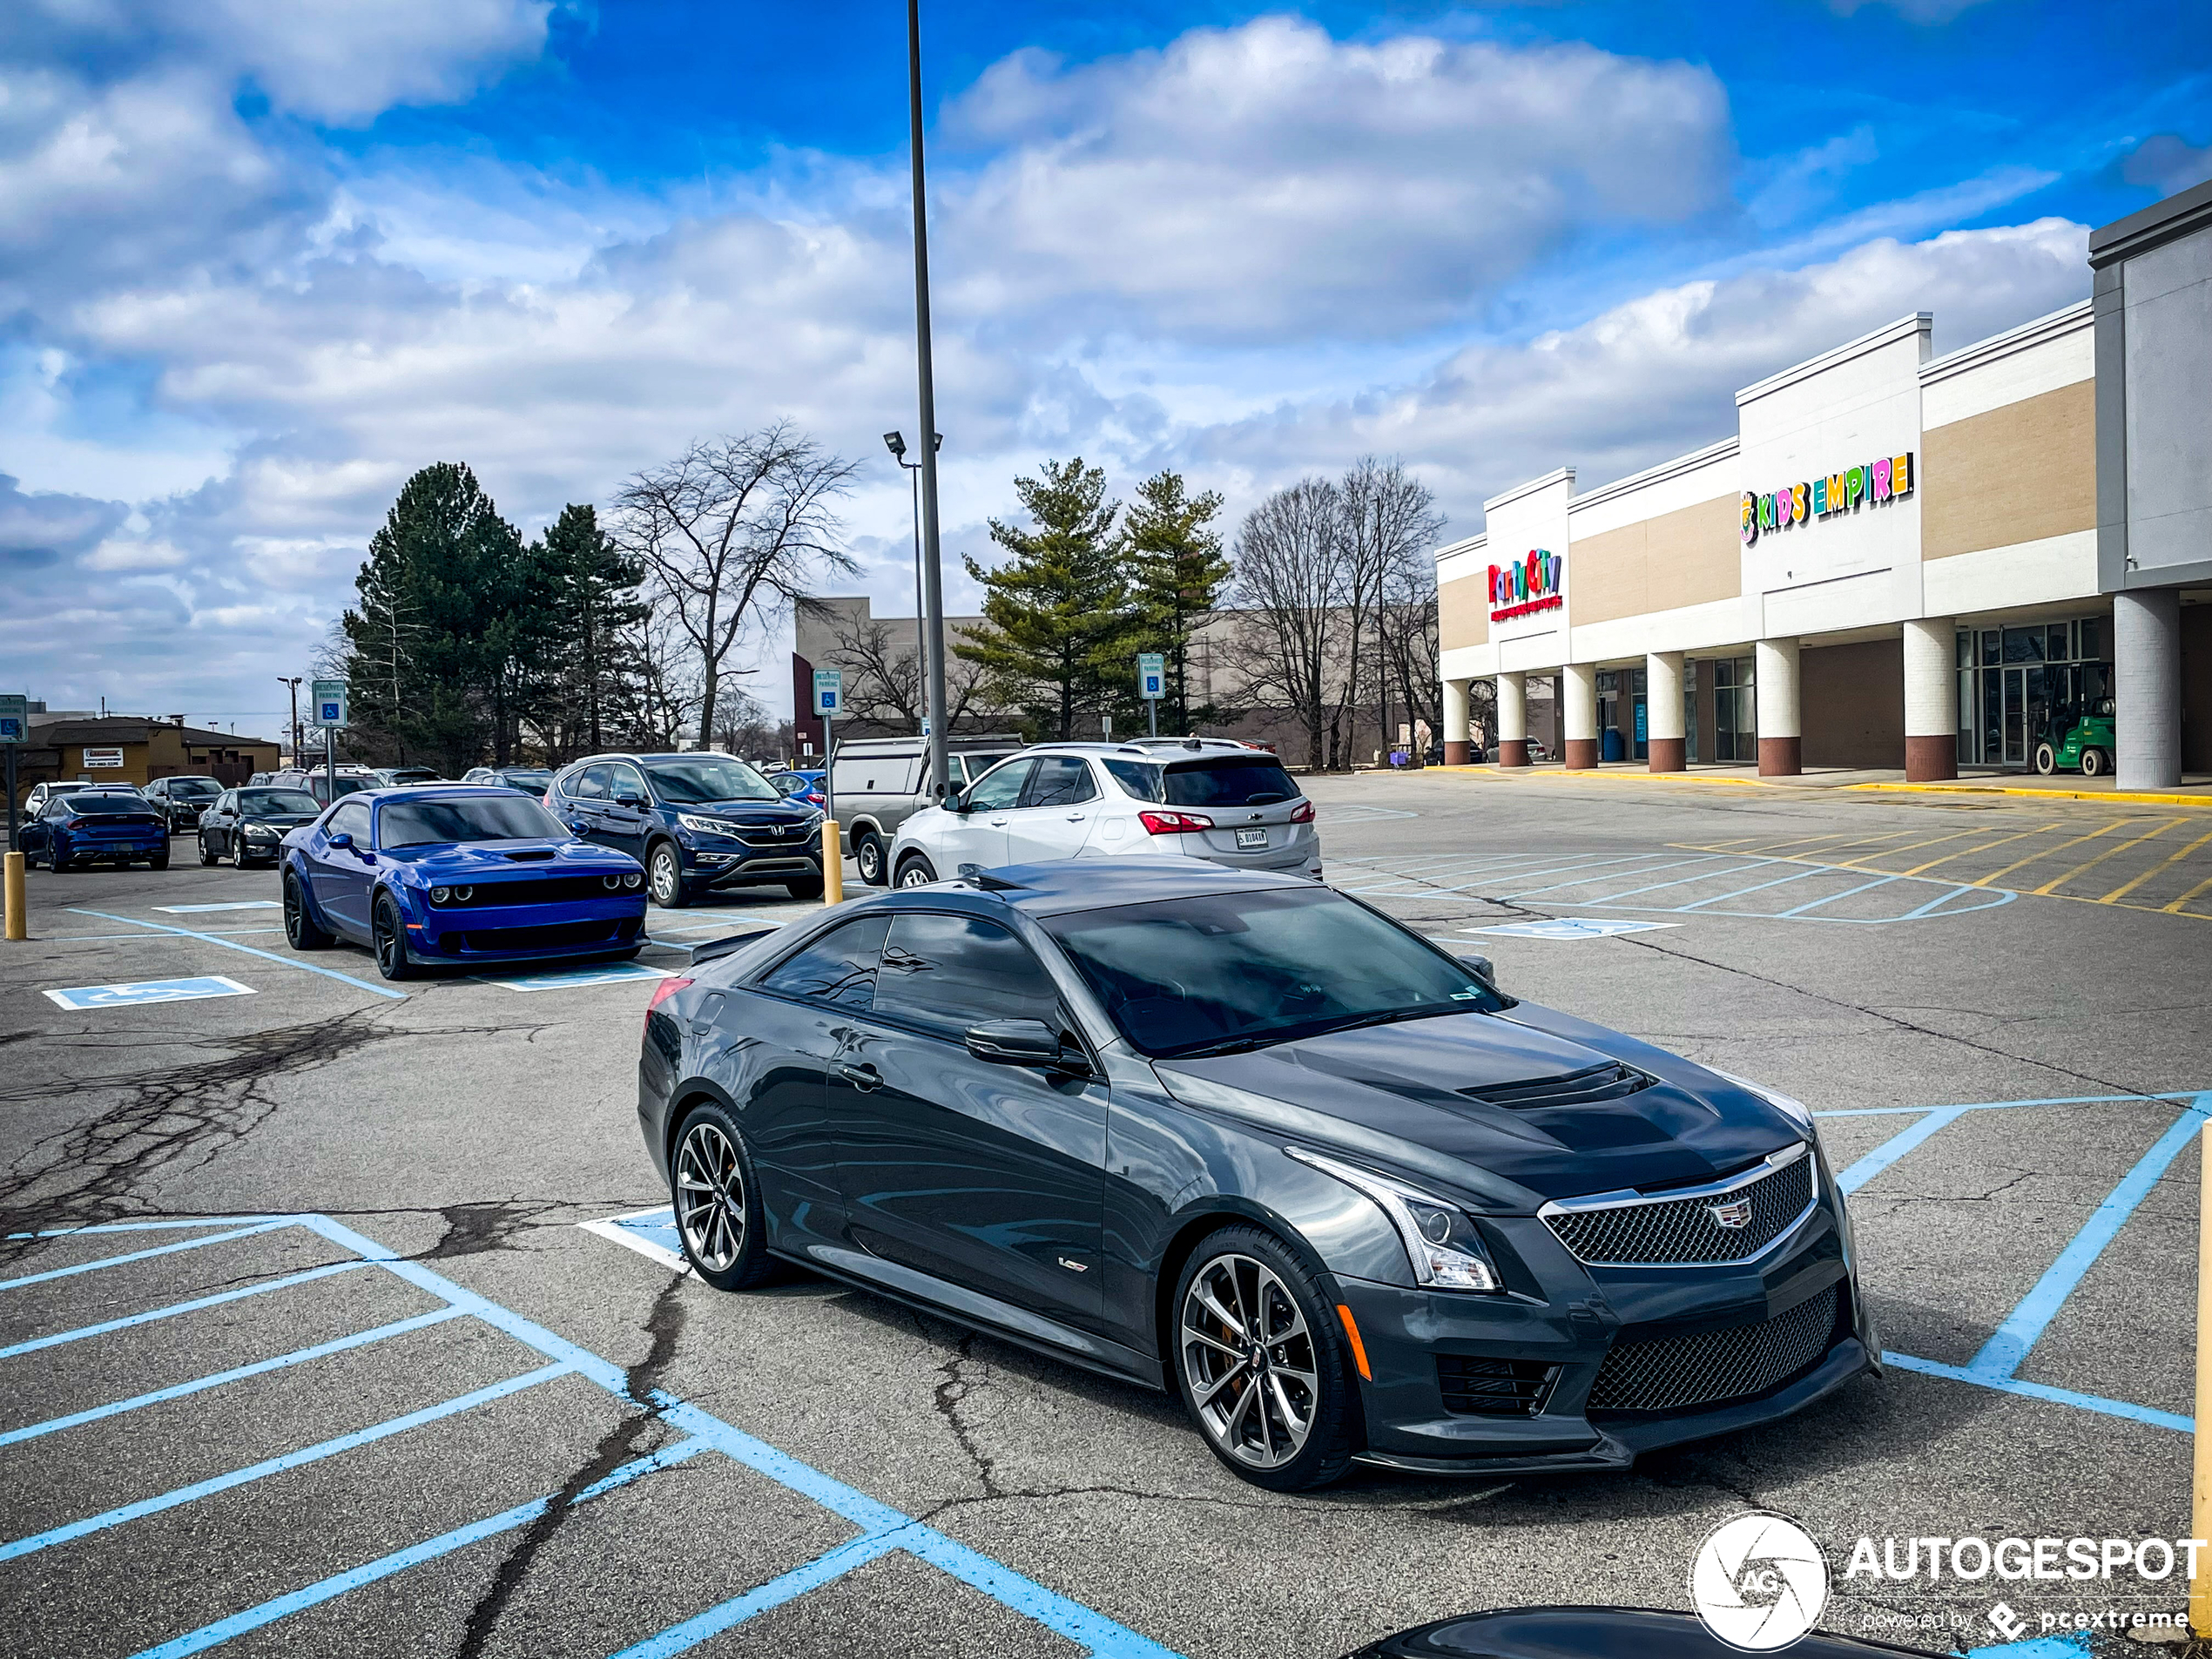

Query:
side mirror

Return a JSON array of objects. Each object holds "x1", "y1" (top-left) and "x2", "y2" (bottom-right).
[
  {"x1": 965, "y1": 1018, "x2": 1080, "y2": 1070},
  {"x1": 615, "y1": 793, "x2": 647, "y2": 810},
  {"x1": 1454, "y1": 951, "x2": 1496, "y2": 983},
  {"x1": 948, "y1": 792, "x2": 970, "y2": 814},
  {"x1": 327, "y1": 832, "x2": 352, "y2": 849}
]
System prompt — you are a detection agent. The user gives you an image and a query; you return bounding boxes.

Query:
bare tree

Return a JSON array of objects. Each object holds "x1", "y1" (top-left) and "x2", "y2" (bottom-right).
[
  {"x1": 1224, "y1": 477, "x2": 1348, "y2": 769},
  {"x1": 1347, "y1": 459, "x2": 1446, "y2": 759},
  {"x1": 608, "y1": 604, "x2": 701, "y2": 751},
  {"x1": 612, "y1": 423, "x2": 860, "y2": 745},
  {"x1": 811, "y1": 604, "x2": 997, "y2": 735}
]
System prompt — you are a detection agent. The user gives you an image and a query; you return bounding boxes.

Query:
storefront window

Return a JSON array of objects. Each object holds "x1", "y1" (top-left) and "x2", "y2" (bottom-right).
[
  {"x1": 1714, "y1": 656, "x2": 1755, "y2": 764},
  {"x1": 1954, "y1": 614, "x2": 2112, "y2": 768}
]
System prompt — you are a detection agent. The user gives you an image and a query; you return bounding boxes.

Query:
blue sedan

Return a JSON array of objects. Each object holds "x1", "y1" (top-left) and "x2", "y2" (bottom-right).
[
  {"x1": 280, "y1": 786, "x2": 648, "y2": 981},
  {"x1": 20, "y1": 791, "x2": 172, "y2": 871}
]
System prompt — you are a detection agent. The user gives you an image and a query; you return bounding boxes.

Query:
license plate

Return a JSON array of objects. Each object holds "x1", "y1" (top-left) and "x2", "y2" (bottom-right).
[{"x1": 1236, "y1": 828, "x2": 1268, "y2": 849}]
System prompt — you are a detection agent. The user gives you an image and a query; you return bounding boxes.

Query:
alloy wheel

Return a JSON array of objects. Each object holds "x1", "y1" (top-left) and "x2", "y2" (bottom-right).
[
  {"x1": 651, "y1": 845, "x2": 683, "y2": 906},
  {"x1": 676, "y1": 1122, "x2": 745, "y2": 1272},
  {"x1": 1179, "y1": 1252, "x2": 1320, "y2": 1469},
  {"x1": 896, "y1": 860, "x2": 934, "y2": 888}
]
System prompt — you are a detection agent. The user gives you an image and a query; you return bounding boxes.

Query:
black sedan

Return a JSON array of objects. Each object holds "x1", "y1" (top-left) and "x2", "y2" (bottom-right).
[
  {"x1": 638, "y1": 860, "x2": 1874, "y2": 1490},
  {"x1": 198, "y1": 785, "x2": 322, "y2": 867}
]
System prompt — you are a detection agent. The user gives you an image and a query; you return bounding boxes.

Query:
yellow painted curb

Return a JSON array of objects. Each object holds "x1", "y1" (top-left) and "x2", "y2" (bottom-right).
[
  {"x1": 1423, "y1": 765, "x2": 1770, "y2": 788},
  {"x1": 1846, "y1": 782, "x2": 2212, "y2": 810}
]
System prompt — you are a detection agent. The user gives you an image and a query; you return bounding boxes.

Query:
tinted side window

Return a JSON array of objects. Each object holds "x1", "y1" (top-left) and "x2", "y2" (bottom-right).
[
  {"x1": 327, "y1": 799, "x2": 372, "y2": 841},
  {"x1": 570, "y1": 765, "x2": 610, "y2": 800},
  {"x1": 1022, "y1": 757, "x2": 1097, "y2": 808},
  {"x1": 759, "y1": 916, "x2": 890, "y2": 1011},
  {"x1": 963, "y1": 759, "x2": 1034, "y2": 812},
  {"x1": 607, "y1": 764, "x2": 648, "y2": 804},
  {"x1": 874, "y1": 913, "x2": 1062, "y2": 1041},
  {"x1": 1102, "y1": 760, "x2": 1163, "y2": 802}
]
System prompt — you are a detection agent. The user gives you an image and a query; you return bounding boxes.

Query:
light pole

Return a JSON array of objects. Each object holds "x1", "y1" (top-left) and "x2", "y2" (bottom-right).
[
  {"x1": 906, "y1": 0, "x2": 950, "y2": 802},
  {"x1": 277, "y1": 677, "x2": 302, "y2": 765},
  {"x1": 883, "y1": 429, "x2": 942, "y2": 738}
]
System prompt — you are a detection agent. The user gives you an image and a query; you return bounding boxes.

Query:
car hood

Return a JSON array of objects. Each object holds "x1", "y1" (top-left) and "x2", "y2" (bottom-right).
[
  {"x1": 240, "y1": 813, "x2": 318, "y2": 829},
  {"x1": 380, "y1": 838, "x2": 643, "y2": 873},
  {"x1": 1152, "y1": 1001, "x2": 1804, "y2": 1211},
  {"x1": 675, "y1": 800, "x2": 819, "y2": 826}
]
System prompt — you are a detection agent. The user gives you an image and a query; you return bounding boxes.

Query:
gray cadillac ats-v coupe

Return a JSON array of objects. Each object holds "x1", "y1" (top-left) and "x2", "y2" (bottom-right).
[{"x1": 637, "y1": 860, "x2": 1876, "y2": 1490}]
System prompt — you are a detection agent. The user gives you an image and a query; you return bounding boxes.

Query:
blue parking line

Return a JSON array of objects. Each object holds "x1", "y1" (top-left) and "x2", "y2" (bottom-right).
[
  {"x1": 1817, "y1": 1092, "x2": 2202, "y2": 1116},
  {"x1": 1669, "y1": 864, "x2": 1832, "y2": 911},
  {"x1": 1882, "y1": 1351, "x2": 2191, "y2": 1433},
  {"x1": 1836, "y1": 1105, "x2": 1973, "y2": 1194},
  {"x1": 1969, "y1": 1096, "x2": 2210, "y2": 1379},
  {"x1": 1504, "y1": 855, "x2": 1746, "y2": 900},
  {"x1": 607, "y1": 1530, "x2": 913, "y2": 1659},
  {"x1": 0, "y1": 1362, "x2": 570, "y2": 1561},
  {"x1": 129, "y1": 1439, "x2": 711, "y2": 1659},
  {"x1": 1776, "y1": 873, "x2": 1905, "y2": 915},
  {"x1": 0, "y1": 1219, "x2": 292, "y2": 1290},
  {"x1": 0, "y1": 1262, "x2": 368, "y2": 1359},
  {"x1": 8, "y1": 1217, "x2": 290, "y2": 1237},
  {"x1": 64, "y1": 908, "x2": 406, "y2": 1001},
  {"x1": 0, "y1": 1305, "x2": 469, "y2": 1447}
]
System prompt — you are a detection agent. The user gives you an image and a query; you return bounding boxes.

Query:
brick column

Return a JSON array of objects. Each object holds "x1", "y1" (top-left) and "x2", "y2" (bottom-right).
[
  {"x1": 1561, "y1": 664, "x2": 1599, "y2": 769},
  {"x1": 1442, "y1": 677, "x2": 1473, "y2": 765},
  {"x1": 1645, "y1": 651, "x2": 1685, "y2": 772},
  {"x1": 1755, "y1": 637, "x2": 1801, "y2": 776},
  {"x1": 1902, "y1": 617, "x2": 1958, "y2": 782},
  {"x1": 1496, "y1": 672, "x2": 1528, "y2": 767}
]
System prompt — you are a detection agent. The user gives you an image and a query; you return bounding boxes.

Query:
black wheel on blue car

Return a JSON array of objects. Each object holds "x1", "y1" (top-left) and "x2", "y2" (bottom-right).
[
  {"x1": 648, "y1": 841, "x2": 690, "y2": 908},
  {"x1": 1173, "y1": 1224, "x2": 1359, "y2": 1492},
  {"x1": 372, "y1": 894, "x2": 415, "y2": 981},
  {"x1": 670, "y1": 1101, "x2": 778, "y2": 1291},
  {"x1": 283, "y1": 870, "x2": 332, "y2": 950}
]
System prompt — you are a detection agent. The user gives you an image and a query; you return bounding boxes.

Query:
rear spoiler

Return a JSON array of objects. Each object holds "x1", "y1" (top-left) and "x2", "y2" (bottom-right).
[{"x1": 683, "y1": 920, "x2": 787, "y2": 966}]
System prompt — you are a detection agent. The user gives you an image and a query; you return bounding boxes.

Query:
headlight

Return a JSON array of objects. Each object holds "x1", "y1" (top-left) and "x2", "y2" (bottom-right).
[
  {"x1": 1712, "y1": 1069, "x2": 1818, "y2": 1137},
  {"x1": 623, "y1": 872, "x2": 643, "y2": 889},
  {"x1": 430, "y1": 887, "x2": 451, "y2": 903},
  {"x1": 1285, "y1": 1147, "x2": 1502, "y2": 1292},
  {"x1": 428, "y1": 886, "x2": 472, "y2": 905},
  {"x1": 602, "y1": 874, "x2": 623, "y2": 890},
  {"x1": 678, "y1": 813, "x2": 733, "y2": 836},
  {"x1": 244, "y1": 826, "x2": 277, "y2": 839}
]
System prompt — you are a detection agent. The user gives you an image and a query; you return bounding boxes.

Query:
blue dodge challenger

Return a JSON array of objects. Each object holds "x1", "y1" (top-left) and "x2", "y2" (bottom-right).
[{"x1": 280, "y1": 786, "x2": 648, "y2": 981}]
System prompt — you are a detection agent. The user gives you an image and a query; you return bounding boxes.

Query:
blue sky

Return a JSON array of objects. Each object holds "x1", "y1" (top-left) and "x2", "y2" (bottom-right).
[{"x1": 2, "y1": 0, "x2": 2207, "y2": 732}]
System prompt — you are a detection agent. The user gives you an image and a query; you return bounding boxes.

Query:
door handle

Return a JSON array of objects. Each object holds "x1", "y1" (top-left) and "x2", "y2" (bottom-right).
[
  {"x1": 1065, "y1": 813, "x2": 1086, "y2": 821},
  {"x1": 833, "y1": 1060, "x2": 881, "y2": 1090}
]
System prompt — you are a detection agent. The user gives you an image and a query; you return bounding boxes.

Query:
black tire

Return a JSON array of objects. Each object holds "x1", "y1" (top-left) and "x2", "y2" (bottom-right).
[
  {"x1": 149, "y1": 846, "x2": 169, "y2": 871},
  {"x1": 2033, "y1": 742, "x2": 2056, "y2": 776},
  {"x1": 785, "y1": 874, "x2": 825, "y2": 900},
  {"x1": 853, "y1": 829, "x2": 887, "y2": 886},
  {"x1": 199, "y1": 836, "x2": 218, "y2": 866},
  {"x1": 283, "y1": 870, "x2": 334, "y2": 950},
  {"x1": 647, "y1": 841, "x2": 691, "y2": 908},
  {"x1": 1170, "y1": 1224, "x2": 1360, "y2": 1492},
  {"x1": 51, "y1": 843, "x2": 73, "y2": 873},
  {"x1": 894, "y1": 852, "x2": 938, "y2": 888},
  {"x1": 372, "y1": 894, "x2": 415, "y2": 981},
  {"x1": 2081, "y1": 746, "x2": 2108, "y2": 779},
  {"x1": 669, "y1": 1101, "x2": 778, "y2": 1291}
]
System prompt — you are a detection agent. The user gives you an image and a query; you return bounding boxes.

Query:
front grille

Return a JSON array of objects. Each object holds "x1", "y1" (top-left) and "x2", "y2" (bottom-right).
[
  {"x1": 1586, "y1": 1285, "x2": 1841, "y2": 1415},
  {"x1": 454, "y1": 918, "x2": 634, "y2": 952},
  {"x1": 1437, "y1": 1354, "x2": 1559, "y2": 1417},
  {"x1": 1543, "y1": 1151, "x2": 1814, "y2": 1266},
  {"x1": 1460, "y1": 1061, "x2": 1653, "y2": 1110},
  {"x1": 436, "y1": 876, "x2": 631, "y2": 908}
]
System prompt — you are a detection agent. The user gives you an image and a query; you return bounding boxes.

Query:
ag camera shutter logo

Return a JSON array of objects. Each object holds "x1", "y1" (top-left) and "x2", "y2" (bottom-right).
[{"x1": 1689, "y1": 1513, "x2": 1830, "y2": 1651}]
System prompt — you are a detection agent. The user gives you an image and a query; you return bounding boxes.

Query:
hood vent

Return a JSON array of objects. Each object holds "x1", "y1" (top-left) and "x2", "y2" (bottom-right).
[
  {"x1": 502, "y1": 848, "x2": 556, "y2": 861},
  {"x1": 1459, "y1": 1061, "x2": 1653, "y2": 1111}
]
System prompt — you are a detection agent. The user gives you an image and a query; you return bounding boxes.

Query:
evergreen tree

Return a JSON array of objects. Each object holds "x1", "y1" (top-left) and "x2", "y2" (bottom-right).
[
  {"x1": 536, "y1": 503, "x2": 647, "y2": 758},
  {"x1": 1124, "y1": 469, "x2": 1231, "y2": 733},
  {"x1": 956, "y1": 458, "x2": 1136, "y2": 741}
]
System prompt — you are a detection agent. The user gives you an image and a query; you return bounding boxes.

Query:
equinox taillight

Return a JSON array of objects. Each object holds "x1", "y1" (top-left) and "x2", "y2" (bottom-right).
[
  {"x1": 1290, "y1": 799, "x2": 1314, "y2": 824},
  {"x1": 1138, "y1": 809, "x2": 1214, "y2": 834}
]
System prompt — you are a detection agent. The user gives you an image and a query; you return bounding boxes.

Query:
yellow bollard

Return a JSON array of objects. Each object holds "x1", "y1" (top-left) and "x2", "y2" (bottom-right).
[
  {"x1": 3, "y1": 850, "x2": 23, "y2": 941},
  {"x1": 821, "y1": 819, "x2": 843, "y2": 907},
  {"x1": 2194, "y1": 1120, "x2": 2212, "y2": 1637}
]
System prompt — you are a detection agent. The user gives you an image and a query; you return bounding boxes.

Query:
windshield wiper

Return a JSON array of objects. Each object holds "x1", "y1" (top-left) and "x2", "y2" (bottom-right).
[
  {"x1": 1305, "y1": 1005, "x2": 1467, "y2": 1040},
  {"x1": 1167, "y1": 1033, "x2": 1286, "y2": 1059}
]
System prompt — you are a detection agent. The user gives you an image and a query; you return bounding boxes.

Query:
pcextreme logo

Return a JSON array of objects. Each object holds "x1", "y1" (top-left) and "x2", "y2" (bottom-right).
[
  {"x1": 1489, "y1": 548, "x2": 1562, "y2": 620},
  {"x1": 1689, "y1": 1513, "x2": 1831, "y2": 1652}
]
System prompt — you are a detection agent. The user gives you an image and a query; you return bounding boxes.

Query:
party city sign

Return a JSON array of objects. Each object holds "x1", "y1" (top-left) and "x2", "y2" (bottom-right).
[
  {"x1": 1490, "y1": 549, "x2": 1563, "y2": 621},
  {"x1": 1742, "y1": 451, "x2": 1914, "y2": 546}
]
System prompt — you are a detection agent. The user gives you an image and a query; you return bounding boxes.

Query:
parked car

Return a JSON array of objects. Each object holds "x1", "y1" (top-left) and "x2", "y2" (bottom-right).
[
  {"x1": 544, "y1": 751, "x2": 824, "y2": 907},
  {"x1": 20, "y1": 792, "x2": 172, "y2": 871},
  {"x1": 830, "y1": 733, "x2": 1024, "y2": 886},
  {"x1": 639, "y1": 860, "x2": 1869, "y2": 1489},
  {"x1": 268, "y1": 768, "x2": 374, "y2": 807},
  {"x1": 887, "y1": 742, "x2": 1319, "y2": 888},
  {"x1": 771, "y1": 769, "x2": 827, "y2": 810},
  {"x1": 142, "y1": 774, "x2": 224, "y2": 832},
  {"x1": 279, "y1": 786, "x2": 647, "y2": 981},
  {"x1": 197, "y1": 786, "x2": 322, "y2": 867},
  {"x1": 372, "y1": 767, "x2": 442, "y2": 787},
  {"x1": 1117, "y1": 736, "x2": 1258, "y2": 754},
  {"x1": 23, "y1": 779, "x2": 144, "y2": 818},
  {"x1": 1481, "y1": 737, "x2": 1555, "y2": 764},
  {"x1": 461, "y1": 765, "x2": 554, "y2": 798}
]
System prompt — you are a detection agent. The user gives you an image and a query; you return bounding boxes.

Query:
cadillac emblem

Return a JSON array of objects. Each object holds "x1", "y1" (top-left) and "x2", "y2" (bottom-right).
[{"x1": 1707, "y1": 1198, "x2": 1753, "y2": 1231}]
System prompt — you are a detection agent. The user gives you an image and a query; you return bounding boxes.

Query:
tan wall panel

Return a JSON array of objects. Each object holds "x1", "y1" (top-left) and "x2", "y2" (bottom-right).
[
  {"x1": 1566, "y1": 522, "x2": 1648, "y2": 625},
  {"x1": 1439, "y1": 570, "x2": 1488, "y2": 650},
  {"x1": 1802, "y1": 638, "x2": 1905, "y2": 769},
  {"x1": 1647, "y1": 495, "x2": 1742, "y2": 610},
  {"x1": 1923, "y1": 379, "x2": 2095, "y2": 560}
]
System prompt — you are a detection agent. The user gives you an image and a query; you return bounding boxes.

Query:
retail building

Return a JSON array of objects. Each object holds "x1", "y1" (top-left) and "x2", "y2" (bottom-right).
[{"x1": 1437, "y1": 180, "x2": 2212, "y2": 789}]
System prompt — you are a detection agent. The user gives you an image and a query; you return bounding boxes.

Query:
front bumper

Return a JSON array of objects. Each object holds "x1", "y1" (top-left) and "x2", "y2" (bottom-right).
[
  {"x1": 685, "y1": 842, "x2": 823, "y2": 887},
  {"x1": 1335, "y1": 1200, "x2": 1876, "y2": 1474},
  {"x1": 403, "y1": 896, "x2": 649, "y2": 960}
]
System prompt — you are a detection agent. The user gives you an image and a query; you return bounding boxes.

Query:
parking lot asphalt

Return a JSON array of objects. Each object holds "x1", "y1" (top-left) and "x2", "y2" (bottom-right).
[{"x1": 2, "y1": 772, "x2": 2207, "y2": 1659}]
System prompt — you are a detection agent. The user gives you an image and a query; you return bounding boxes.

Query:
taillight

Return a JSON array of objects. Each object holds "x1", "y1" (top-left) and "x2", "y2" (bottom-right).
[
  {"x1": 644, "y1": 977, "x2": 693, "y2": 1028},
  {"x1": 1138, "y1": 809, "x2": 1215, "y2": 834},
  {"x1": 1290, "y1": 799, "x2": 1314, "y2": 824}
]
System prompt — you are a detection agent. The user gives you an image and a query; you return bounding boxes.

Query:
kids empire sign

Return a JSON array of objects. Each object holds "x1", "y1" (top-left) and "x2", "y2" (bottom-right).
[
  {"x1": 1490, "y1": 548, "x2": 1562, "y2": 621},
  {"x1": 1741, "y1": 451, "x2": 1914, "y2": 546}
]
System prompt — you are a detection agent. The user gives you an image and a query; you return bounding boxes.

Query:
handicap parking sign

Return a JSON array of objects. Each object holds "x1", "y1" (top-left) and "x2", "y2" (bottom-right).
[{"x1": 44, "y1": 975, "x2": 257, "y2": 1009}]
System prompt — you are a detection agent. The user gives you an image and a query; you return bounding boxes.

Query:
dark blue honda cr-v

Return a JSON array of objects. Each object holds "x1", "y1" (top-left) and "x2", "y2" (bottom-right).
[{"x1": 544, "y1": 752, "x2": 825, "y2": 907}]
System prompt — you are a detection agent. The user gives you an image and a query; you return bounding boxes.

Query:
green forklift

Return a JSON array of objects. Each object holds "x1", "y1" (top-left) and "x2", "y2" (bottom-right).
[{"x1": 2032, "y1": 661, "x2": 2116, "y2": 777}]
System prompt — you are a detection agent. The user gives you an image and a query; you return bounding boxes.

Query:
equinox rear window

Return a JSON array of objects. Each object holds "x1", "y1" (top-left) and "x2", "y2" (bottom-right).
[{"x1": 1105, "y1": 756, "x2": 1299, "y2": 807}]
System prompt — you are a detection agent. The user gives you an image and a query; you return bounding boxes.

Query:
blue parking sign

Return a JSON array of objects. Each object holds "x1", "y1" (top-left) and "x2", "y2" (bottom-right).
[{"x1": 44, "y1": 976, "x2": 257, "y2": 1010}]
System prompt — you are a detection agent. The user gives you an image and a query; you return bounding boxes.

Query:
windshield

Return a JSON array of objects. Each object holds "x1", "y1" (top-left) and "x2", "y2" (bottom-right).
[
  {"x1": 1042, "y1": 886, "x2": 1501, "y2": 1058},
  {"x1": 377, "y1": 796, "x2": 566, "y2": 848},
  {"x1": 1103, "y1": 756, "x2": 1299, "y2": 807},
  {"x1": 239, "y1": 789, "x2": 320, "y2": 815},
  {"x1": 640, "y1": 755, "x2": 779, "y2": 803},
  {"x1": 64, "y1": 796, "x2": 156, "y2": 816},
  {"x1": 170, "y1": 778, "x2": 221, "y2": 797},
  {"x1": 496, "y1": 770, "x2": 552, "y2": 796}
]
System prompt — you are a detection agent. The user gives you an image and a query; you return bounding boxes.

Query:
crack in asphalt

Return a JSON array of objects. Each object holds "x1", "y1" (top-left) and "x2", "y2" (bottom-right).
[
  {"x1": 453, "y1": 1273, "x2": 688, "y2": 1659},
  {"x1": 931, "y1": 1334, "x2": 1007, "y2": 1501}
]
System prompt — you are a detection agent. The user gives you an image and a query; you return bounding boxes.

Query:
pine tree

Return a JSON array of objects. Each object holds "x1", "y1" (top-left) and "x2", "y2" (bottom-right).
[
  {"x1": 536, "y1": 503, "x2": 647, "y2": 758},
  {"x1": 1125, "y1": 470, "x2": 1231, "y2": 734},
  {"x1": 955, "y1": 458, "x2": 1136, "y2": 741}
]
